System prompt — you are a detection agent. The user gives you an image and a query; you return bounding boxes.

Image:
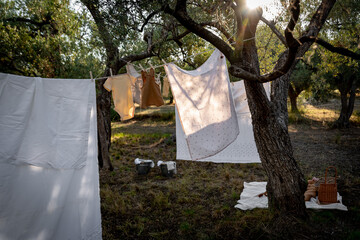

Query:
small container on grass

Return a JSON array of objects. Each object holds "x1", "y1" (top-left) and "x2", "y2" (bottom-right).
[{"x1": 134, "y1": 158, "x2": 154, "y2": 175}]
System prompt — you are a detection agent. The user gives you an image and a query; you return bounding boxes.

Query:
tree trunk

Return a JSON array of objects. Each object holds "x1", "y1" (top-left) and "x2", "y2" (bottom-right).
[
  {"x1": 288, "y1": 85, "x2": 300, "y2": 113},
  {"x1": 242, "y1": 40, "x2": 307, "y2": 217},
  {"x1": 96, "y1": 77, "x2": 113, "y2": 171},
  {"x1": 335, "y1": 79, "x2": 356, "y2": 128}
]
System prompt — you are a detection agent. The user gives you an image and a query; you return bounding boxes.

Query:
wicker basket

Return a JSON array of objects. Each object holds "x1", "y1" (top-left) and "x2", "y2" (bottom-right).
[{"x1": 318, "y1": 166, "x2": 338, "y2": 204}]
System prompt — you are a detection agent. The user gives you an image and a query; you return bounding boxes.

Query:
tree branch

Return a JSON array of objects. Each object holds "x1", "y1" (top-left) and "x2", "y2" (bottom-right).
[
  {"x1": 162, "y1": 0, "x2": 233, "y2": 61},
  {"x1": 203, "y1": 21, "x2": 235, "y2": 44},
  {"x1": 303, "y1": 0, "x2": 337, "y2": 37},
  {"x1": 230, "y1": 0, "x2": 340, "y2": 84},
  {"x1": 81, "y1": 0, "x2": 119, "y2": 66},
  {"x1": 229, "y1": 0, "x2": 302, "y2": 82},
  {"x1": 139, "y1": 9, "x2": 162, "y2": 32},
  {"x1": 3, "y1": 17, "x2": 49, "y2": 28},
  {"x1": 260, "y1": 17, "x2": 287, "y2": 47},
  {"x1": 300, "y1": 36, "x2": 360, "y2": 60}
]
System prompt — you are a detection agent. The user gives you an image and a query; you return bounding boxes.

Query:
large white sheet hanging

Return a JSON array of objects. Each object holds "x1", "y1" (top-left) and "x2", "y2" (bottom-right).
[
  {"x1": 165, "y1": 49, "x2": 239, "y2": 160},
  {"x1": 0, "y1": 73, "x2": 102, "y2": 240},
  {"x1": 176, "y1": 81, "x2": 269, "y2": 163},
  {"x1": 0, "y1": 73, "x2": 91, "y2": 169}
]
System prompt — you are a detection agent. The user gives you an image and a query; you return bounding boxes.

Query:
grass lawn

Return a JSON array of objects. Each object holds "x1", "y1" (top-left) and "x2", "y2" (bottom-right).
[{"x1": 100, "y1": 99, "x2": 360, "y2": 240}]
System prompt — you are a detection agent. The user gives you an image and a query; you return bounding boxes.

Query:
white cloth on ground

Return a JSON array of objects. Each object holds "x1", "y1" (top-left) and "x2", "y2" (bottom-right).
[
  {"x1": 234, "y1": 182, "x2": 348, "y2": 211},
  {"x1": 176, "y1": 81, "x2": 270, "y2": 163},
  {"x1": 0, "y1": 73, "x2": 102, "y2": 240},
  {"x1": 165, "y1": 49, "x2": 239, "y2": 160}
]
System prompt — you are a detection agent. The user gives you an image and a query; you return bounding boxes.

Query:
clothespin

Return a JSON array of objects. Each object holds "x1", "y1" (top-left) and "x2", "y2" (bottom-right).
[
  {"x1": 110, "y1": 68, "x2": 113, "y2": 76},
  {"x1": 89, "y1": 71, "x2": 94, "y2": 82}
]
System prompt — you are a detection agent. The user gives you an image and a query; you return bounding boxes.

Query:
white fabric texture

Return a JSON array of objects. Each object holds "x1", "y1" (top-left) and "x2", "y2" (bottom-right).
[
  {"x1": 157, "y1": 161, "x2": 177, "y2": 173},
  {"x1": 0, "y1": 73, "x2": 91, "y2": 169},
  {"x1": 0, "y1": 73, "x2": 102, "y2": 240},
  {"x1": 234, "y1": 182, "x2": 348, "y2": 211},
  {"x1": 126, "y1": 63, "x2": 143, "y2": 104},
  {"x1": 134, "y1": 158, "x2": 155, "y2": 168},
  {"x1": 176, "y1": 81, "x2": 270, "y2": 163},
  {"x1": 165, "y1": 49, "x2": 239, "y2": 160}
]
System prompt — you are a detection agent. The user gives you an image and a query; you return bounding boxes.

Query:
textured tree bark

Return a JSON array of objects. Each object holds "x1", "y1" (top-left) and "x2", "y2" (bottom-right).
[
  {"x1": 335, "y1": 78, "x2": 356, "y2": 128},
  {"x1": 81, "y1": 0, "x2": 121, "y2": 171},
  {"x1": 96, "y1": 78, "x2": 113, "y2": 170},
  {"x1": 242, "y1": 40, "x2": 307, "y2": 217},
  {"x1": 288, "y1": 85, "x2": 300, "y2": 113}
]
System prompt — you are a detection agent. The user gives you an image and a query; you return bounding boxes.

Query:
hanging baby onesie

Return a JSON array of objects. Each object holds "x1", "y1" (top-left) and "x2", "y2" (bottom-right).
[
  {"x1": 162, "y1": 76, "x2": 170, "y2": 97},
  {"x1": 0, "y1": 73, "x2": 102, "y2": 240},
  {"x1": 155, "y1": 73, "x2": 161, "y2": 87},
  {"x1": 104, "y1": 73, "x2": 135, "y2": 121},
  {"x1": 126, "y1": 63, "x2": 143, "y2": 104},
  {"x1": 176, "y1": 81, "x2": 270, "y2": 163},
  {"x1": 140, "y1": 68, "x2": 164, "y2": 109},
  {"x1": 164, "y1": 49, "x2": 239, "y2": 160}
]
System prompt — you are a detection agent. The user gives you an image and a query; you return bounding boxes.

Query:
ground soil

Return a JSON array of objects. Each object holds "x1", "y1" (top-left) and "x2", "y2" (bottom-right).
[{"x1": 100, "y1": 100, "x2": 360, "y2": 240}]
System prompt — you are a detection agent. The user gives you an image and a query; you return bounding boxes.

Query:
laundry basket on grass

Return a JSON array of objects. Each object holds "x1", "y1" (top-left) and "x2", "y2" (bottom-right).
[{"x1": 318, "y1": 166, "x2": 338, "y2": 204}]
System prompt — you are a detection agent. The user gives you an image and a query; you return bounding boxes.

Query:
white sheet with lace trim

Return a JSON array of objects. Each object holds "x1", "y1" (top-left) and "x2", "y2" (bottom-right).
[
  {"x1": 165, "y1": 49, "x2": 239, "y2": 160},
  {"x1": 176, "y1": 80, "x2": 270, "y2": 163}
]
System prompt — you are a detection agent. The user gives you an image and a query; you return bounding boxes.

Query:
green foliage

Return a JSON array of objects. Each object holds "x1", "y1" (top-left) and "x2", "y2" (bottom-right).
[
  {"x1": 0, "y1": 0, "x2": 104, "y2": 78},
  {"x1": 290, "y1": 60, "x2": 313, "y2": 90},
  {"x1": 256, "y1": 24, "x2": 286, "y2": 74},
  {"x1": 308, "y1": 0, "x2": 360, "y2": 103}
]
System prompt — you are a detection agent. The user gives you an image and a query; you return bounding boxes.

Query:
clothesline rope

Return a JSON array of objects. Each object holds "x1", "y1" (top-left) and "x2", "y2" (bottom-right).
[
  {"x1": 91, "y1": 35, "x2": 256, "y2": 81},
  {"x1": 90, "y1": 48, "x2": 216, "y2": 81}
]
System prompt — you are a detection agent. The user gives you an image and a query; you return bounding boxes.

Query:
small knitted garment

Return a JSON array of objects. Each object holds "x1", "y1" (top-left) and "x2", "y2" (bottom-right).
[{"x1": 140, "y1": 68, "x2": 164, "y2": 109}]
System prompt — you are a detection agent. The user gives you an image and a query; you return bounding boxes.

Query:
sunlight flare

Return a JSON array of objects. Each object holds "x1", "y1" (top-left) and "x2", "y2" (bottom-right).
[{"x1": 246, "y1": 0, "x2": 280, "y2": 19}]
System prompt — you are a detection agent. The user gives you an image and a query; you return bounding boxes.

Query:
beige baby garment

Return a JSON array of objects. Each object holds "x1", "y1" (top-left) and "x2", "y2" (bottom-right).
[
  {"x1": 162, "y1": 76, "x2": 170, "y2": 97},
  {"x1": 104, "y1": 74, "x2": 135, "y2": 121}
]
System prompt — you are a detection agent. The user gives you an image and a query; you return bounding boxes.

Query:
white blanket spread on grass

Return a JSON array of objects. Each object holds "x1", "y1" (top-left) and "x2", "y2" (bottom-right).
[
  {"x1": 235, "y1": 182, "x2": 348, "y2": 211},
  {"x1": 0, "y1": 73, "x2": 102, "y2": 240},
  {"x1": 165, "y1": 49, "x2": 239, "y2": 160},
  {"x1": 176, "y1": 81, "x2": 270, "y2": 163}
]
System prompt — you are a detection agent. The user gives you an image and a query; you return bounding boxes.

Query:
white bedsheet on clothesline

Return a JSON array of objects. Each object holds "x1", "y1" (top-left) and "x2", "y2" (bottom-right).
[
  {"x1": 165, "y1": 49, "x2": 239, "y2": 160},
  {"x1": 0, "y1": 73, "x2": 102, "y2": 240},
  {"x1": 176, "y1": 80, "x2": 270, "y2": 163}
]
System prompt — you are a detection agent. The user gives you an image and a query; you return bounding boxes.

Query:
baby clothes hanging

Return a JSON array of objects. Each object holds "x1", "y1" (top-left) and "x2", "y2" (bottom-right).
[
  {"x1": 140, "y1": 68, "x2": 164, "y2": 109},
  {"x1": 103, "y1": 73, "x2": 135, "y2": 121},
  {"x1": 126, "y1": 63, "x2": 143, "y2": 104},
  {"x1": 155, "y1": 73, "x2": 161, "y2": 87},
  {"x1": 162, "y1": 76, "x2": 170, "y2": 97},
  {"x1": 164, "y1": 49, "x2": 239, "y2": 160}
]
